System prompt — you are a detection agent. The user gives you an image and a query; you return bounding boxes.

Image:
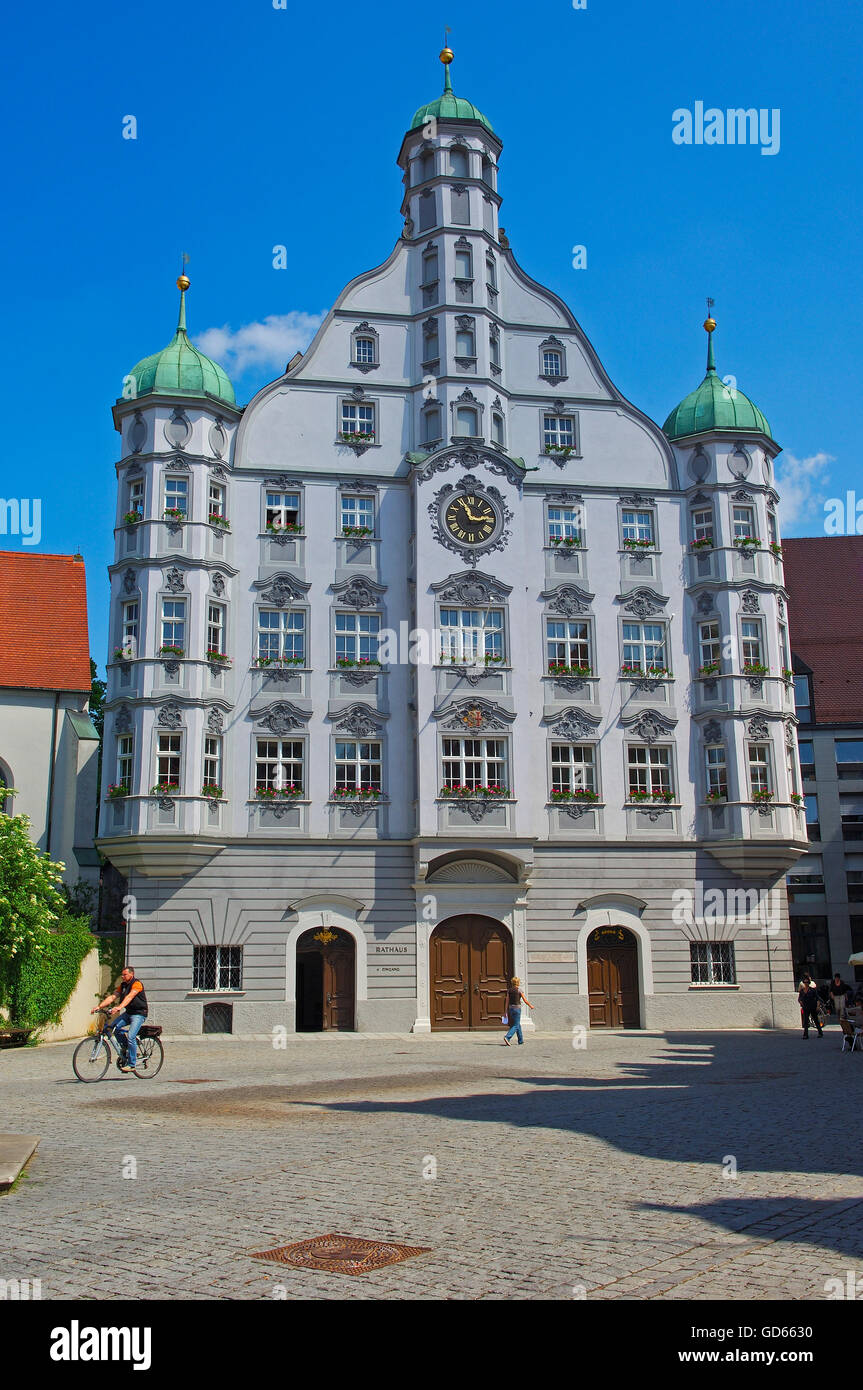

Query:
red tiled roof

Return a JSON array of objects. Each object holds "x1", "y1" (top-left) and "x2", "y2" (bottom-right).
[
  {"x1": 783, "y1": 536, "x2": 863, "y2": 724},
  {"x1": 0, "y1": 552, "x2": 91, "y2": 692}
]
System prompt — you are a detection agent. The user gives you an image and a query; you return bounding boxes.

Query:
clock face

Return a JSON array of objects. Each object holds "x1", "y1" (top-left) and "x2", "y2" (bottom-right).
[{"x1": 443, "y1": 492, "x2": 499, "y2": 546}]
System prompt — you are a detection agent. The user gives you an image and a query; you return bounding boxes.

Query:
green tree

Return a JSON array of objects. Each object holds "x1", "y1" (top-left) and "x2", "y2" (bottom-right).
[{"x1": 89, "y1": 657, "x2": 106, "y2": 741}]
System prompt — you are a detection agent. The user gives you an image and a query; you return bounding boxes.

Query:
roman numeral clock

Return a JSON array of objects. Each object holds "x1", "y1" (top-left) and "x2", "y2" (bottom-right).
[{"x1": 428, "y1": 474, "x2": 513, "y2": 566}]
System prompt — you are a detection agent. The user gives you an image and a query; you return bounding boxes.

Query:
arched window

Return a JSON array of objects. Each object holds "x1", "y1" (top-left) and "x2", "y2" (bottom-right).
[
  {"x1": 455, "y1": 407, "x2": 479, "y2": 437},
  {"x1": 449, "y1": 146, "x2": 469, "y2": 178},
  {"x1": 492, "y1": 411, "x2": 505, "y2": 446},
  {"x1": 422, "y1": 405, "x2": 442, "y2": 444}
]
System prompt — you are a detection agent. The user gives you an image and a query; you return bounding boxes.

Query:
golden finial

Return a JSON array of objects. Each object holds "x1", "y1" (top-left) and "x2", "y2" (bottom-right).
[
  {"x1": 177, "y1": 252, "x2": 190, "y2": 293},
  {"x1": 440, "y1": 26, "x2": 453, "y2": 64},
  {"x1": 703, "y1": 295, "x2": 715, "y2": 333}
]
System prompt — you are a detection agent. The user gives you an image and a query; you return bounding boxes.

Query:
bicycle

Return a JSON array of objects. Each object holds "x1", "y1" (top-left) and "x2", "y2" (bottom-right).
[{"x1": 72, "y1": 1008, "x2": 164, "y2": 1082}]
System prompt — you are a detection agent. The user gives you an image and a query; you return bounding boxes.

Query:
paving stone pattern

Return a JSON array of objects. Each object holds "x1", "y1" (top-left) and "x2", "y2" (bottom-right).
[{"x1": 1, "y1": 1029, "x2": 861, "y2": 1301}]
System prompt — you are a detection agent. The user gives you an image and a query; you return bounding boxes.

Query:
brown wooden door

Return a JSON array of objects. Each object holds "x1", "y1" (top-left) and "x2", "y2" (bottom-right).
[
  {"x1": 431, "y1": 917, "x2": 511, "y2": 1030},
  {"x1": 587, "y1": 929, "x2": 640, "y2": 1028},
  {"x1": 323, "y1": 946, "x2": 355, "y2": 1030}
]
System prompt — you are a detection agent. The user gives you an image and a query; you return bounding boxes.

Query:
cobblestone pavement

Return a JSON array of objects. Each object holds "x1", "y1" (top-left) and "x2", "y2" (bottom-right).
[{"x1": 1, "y1": 1027, "x2": 861, "y2": 1301}]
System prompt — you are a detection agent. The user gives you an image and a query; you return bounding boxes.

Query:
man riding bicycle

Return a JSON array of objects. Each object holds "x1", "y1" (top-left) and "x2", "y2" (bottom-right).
[{"x1": 92, "y1": 967, "x2": 149, "y2": 1073}]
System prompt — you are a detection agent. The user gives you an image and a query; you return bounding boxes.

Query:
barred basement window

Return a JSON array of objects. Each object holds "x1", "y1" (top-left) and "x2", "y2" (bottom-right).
[
  {"x1": 690, "y1": 942, "x2": 736, "y2": 985},
  {"x1": 193, "y1": 945, "x2": 243, "y2": 991}
]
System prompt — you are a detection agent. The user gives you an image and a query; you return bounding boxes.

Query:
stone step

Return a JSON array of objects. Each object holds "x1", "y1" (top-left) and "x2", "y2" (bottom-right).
[{"x1": 0, "y1": 1135, "x2": 39, "y2": 1190}]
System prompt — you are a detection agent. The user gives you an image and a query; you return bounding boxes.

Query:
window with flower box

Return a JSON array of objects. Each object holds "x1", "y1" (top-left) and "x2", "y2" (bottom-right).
[
  {"x1": 335, "y1": 612, "x2": 380, "y2": 665},
  {"x1": 543, "y1": 414, "x2": 576, "y2": 450},
  {"x1": 208, "y1": 482, "x2": 226, "y2": 524},
  {"x1": 193, "y1": 945, "x2": 242, "y2": 992},
  {"x1": 732, "y1": 505, "x2": 756, "y2": 540},
  {"x1": 546, "y1": 619, "x2": 590, "y2": 672},
  {"x1": 442, "y1": 737, "x2": 507, "y2": 792},
  {"x1": 691, "y1": 507, "x2": 714, "y2": 544},
  {"x1": 550, "y1": 744, "x2": 597, "y2": 798},
  {"x1": 690, "y1": 942, "x2": 736, "y2": 985},
  {"x1": 705, "y1": 744, "x2": 727, "y2": 799},
  {"x1": 121, "y1": 601, "x2": 139, "y2": 657},
  {"x1": 740, "y1": 619, "x2": 764, "y2": 668},
  {"x1": 627, "y1": 746, "x2": 673, "y2": 798},
  {"x1": 341, "y1": 495, "x2": 374, "y2": 535},
  {"x1": 341, "y1": 401, "x2": 375, "y2": 441},
  {"x1": 203, "y1": 735, "x2": 222, "y2": 792},
  {"x1": 255, "y1": 738, "x2": 304, "y2": 794},
  {"x1": 155, "y1": 732, "x2": 182, "y2": 790},
  {"x1": 265, "y1": 491, "x2": 300, "y2": 530},
  {"x1": 116, "y1": 734, "x2": 133, "y2": 792},
  {"x1": 622, "y1": 622, "x2": 667, "y2": 672},
  {"x1": 698, "y1": 621, "x2": 721, "y2": 669},
  {"x1": 207, "y1": 603, "x2": 226, "y2": 658},
  {"x1": 547, "y1": 504, "x2": 583, "y2": 545},
  {"x1": 258, "y1": 609, "x2": 305, "y2": 664},
  {"x1": 747, "y1": 742, "x2": 772, "y2": 798},
  {"x1": 164, "y1": 477, "x2": 188, "y2": 518},
  {"x1": 160, "y1": 599, "x2": 186, "y2": 652},
  {"x1": 127, "y1": 478, "x2": 144, "y2": 519},
  {"x1": 334, "y1": 740, "x2": 381, "y2": 793},
  {"x1": 440, "y1": 608, "x2": 504, "y2": 663},
  {"x1": 621, "y1": 509, "x2": 655, "y2": 546}
]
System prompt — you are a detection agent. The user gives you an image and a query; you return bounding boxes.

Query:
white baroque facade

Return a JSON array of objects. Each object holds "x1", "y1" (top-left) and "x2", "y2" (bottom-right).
[{"x1": 98, "y1": 53, "x2": 806, "y2": 1034}]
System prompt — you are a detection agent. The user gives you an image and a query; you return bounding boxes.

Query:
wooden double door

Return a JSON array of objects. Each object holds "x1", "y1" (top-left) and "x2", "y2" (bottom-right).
[
  {"x1": 296, "y1": 929, "x2": 355, "y2": 1031},
  {"x1": 431, "y1": 916, "x2": 512, "y2": 1030},
  {"x1": 587, "y1": 926, "x2": 640, "y2": 1028}
]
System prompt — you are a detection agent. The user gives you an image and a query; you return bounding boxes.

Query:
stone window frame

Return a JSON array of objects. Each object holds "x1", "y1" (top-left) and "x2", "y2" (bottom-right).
[
  {"x1": 336, "y1": 392, "x2": 379, "y2": 447},
  {"x1": 114, "y1": 733, "x2": 134, "y2": 795},
  {"x1": 117, "y1": 593, "x2": 141, "y2": 660},
  {"x1": 421, "y1": 315, "x2": 440, "y2": 371},
  {"x1": 153, "y1": 725, "x2": 185, "y2": 793},
  {"x1": 480, "y1": 150, "x2": 496, "y2": 190},
  {"x1": 126, "y1": 473, "x2": 145, "y2": 519},
  {"x1": 330, "y1": 727, "x2": 386, "y2": 798},
  {"x1": 544, "y1": 610, "x2": 596, "y2": 674},
  {"x1": 624, "y1": 740, "x2": 678, "y2": 802},
  {"x1": 191, "y1": 943, "x2": 244, "y2": 993},
  {"x1": 690, "y1": 940, "x2": 737, "y2": 986},
  {"x1": 421, "y1": 399, "x2": 444, "y2": 447},
  {"x1": 418, "y1": 187, "x2": 437, "y2": 234},
  {"x1": 203, "y1": 730, "x2": 223, "y2": 791},
  {"x1": 453, "y1": 235, "x2": 474, "y2": 290},
  {"x1": 696, "y1": 617, "x2": 722, "y2": 668},
  {"x1": 450, "y1": 183, "x2": 472, "y2": 226},
  {"x1": 254, "y1": 599, "x2": 310, "y2": 668},
  {"x1": 454, "y1": 314, "x2": 477, "y2": 371},
  {"x1": 252, "y1": 729, "x2": 309, "y2": 798},
  {"x1": 450, "y1": 388, "x2": 485, "y2": 442},
  {"x1": 261, "y1": 480, "x2": 304, "y2": 534},
  {"x1": 436, "y1": 601, "x2": 509, "y2": 666},
  {"x1": 413, "y1": 143, "x2": 436, "y2": 186},
  {"x1": 540, "y1": 404, "x2": 581, "y2": 458},
  {"x1": 159, "y1": 590, "x2": 188, "y2": 656},
  {"x1": 618, "y1": 501, "x2": 657, "y2": 549},
  {"x1": 746, "y1": 739, "x2": 774, "y2": 798},
  {"x1": 538, "y1": 336, "x2": 569, "y2": 386},
  {"x1": 703, "y1": 740, "x2": 728, "y2": 801},
  {"x1": 618, "y1": 613, "x2": 670, "y2": 672},
  {"x1": 544, "y1": 496, "x2": 586, "y2": 547},
  {"x1": 690, "y1": 503, "x2": 715, "y2": 544},
  {"x1": 162, "y1": 469, "x2": 190, "y2": 519},
  {"x1": 349, "y1": 322, "x2": 380, "y2": 373},
  {"x1": 337, "y1": 479, "x2": 378, "y2": 538},
  {"x1": 737, "y1": 612, "x2": 766, "y2": 670},
  {"x1": 438, "y1": 731, "x2": 512, "y2": 796},
  {"x1": 330, "y1": 607, "x2": 384, "y2": 670},
  {"x1": 420, "y1": 241, "x2": 440, "y2": 303},
  {"x1": 547, "y1": 738, "x2": 602, "y2": 802}
]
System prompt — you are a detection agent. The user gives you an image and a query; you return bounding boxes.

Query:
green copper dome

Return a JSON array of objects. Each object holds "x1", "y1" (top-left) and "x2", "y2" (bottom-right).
[
  {"x1": 663, "y1": 324, "x2": 771, "y2": 441},
  {"x1": 409, "y1": 53, "x2": 494, "y2": 134},
  {"x1": 127, "y1": 284, "x2": 236, "y2": 407}
]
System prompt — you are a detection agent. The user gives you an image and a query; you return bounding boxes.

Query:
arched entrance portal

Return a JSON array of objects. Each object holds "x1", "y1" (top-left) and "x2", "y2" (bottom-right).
[
  {"x1": 587, "y1": 926, "x2": 640, "y2": 1028},
  {"x1": 430, "y1": 916, "x2": 512, "y2": 1030},
  {"x1": 296, "y1": 927, "x2": 356, "y2": 1031}
]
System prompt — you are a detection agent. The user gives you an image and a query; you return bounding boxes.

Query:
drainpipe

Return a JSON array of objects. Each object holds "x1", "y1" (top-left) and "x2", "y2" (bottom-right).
[{"x1": 45, "y1": 691, "x2": 60, "y2": 855}]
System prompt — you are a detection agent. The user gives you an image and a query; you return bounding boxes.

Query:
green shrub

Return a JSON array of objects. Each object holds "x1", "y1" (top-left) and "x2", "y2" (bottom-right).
[{"x1": 7, "y1": 912, "x2": 95, "y2": 1030}]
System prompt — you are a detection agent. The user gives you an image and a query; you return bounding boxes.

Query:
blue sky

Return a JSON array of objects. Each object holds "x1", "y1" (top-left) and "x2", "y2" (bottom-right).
[{"x1": 1, "y1": 0, "x2": 860, "y2": 671}]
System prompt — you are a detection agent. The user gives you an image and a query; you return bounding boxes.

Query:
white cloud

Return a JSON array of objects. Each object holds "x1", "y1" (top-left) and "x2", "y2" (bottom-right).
[
  {"x1": 194, "y1": 310, "x2": 327, "y2": 378},
  {"x1": 775, "y1": 450, "x2": 834, "y2": 531}
]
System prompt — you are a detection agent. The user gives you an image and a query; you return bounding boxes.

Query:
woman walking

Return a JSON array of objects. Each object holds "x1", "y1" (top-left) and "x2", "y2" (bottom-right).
[{"x1": 503, "y1": 977, "x2": 534, "y2": 1045}]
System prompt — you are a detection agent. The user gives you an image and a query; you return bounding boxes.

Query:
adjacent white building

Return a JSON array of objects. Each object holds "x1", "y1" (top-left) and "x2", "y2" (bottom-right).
[{"x1": 98, "y1": 50, "x2": 806, "y2": 1034}]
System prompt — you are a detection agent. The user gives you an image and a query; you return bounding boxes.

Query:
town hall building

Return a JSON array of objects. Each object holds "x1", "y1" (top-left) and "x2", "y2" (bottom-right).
[{"x1": 97, "y1": 49, "x2": 806, "y2": 1034}]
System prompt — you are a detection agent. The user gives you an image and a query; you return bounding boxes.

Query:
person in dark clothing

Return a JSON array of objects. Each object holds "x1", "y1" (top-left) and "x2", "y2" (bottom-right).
[
  {"x1": 798, "y1": 975, "x2": 823, "y2": 1039},
  {"x1": 93, "y1": 967, "x2": 149, "y2": 1071},
  {"x1": 829, "y1": 973, "x2": 852, "y2": 1020}
]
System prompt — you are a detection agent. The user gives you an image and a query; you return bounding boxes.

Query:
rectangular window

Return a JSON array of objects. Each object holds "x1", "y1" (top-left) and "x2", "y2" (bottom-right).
[
  {"x1": 341, "y1": 495, "x2": 375, "y2": 533},
  {"x1": 455, "y1": 406, "x2": 478, "y2": 436},
  {"x1": 164, "y1": 477, "x2": 188, "y2": 516},
  {"x1": 690, "y1": 942, "x2": 736, "y2": 985},
  {"x1": 422, "y1": 250, "x2": 438, "y2": 286},
  {"x1": 627, "y1": 746, "x2": 672, "y2": 797},
  {"x1": 455, "y1": 328, "x2": 475, "y2": 357},
  {"x1": 335, "y1": 612, "x2": 381, "y2": 664},
  {"x1": 747, "y1": 742, "x2": 772, "y2": 796},
  {"x1": 255, "y1": 737, "x2": 304, "y2": 793},
  {"x1": 547, "y1": 505, "x2": 582, "y2": 543},
  {"x1": 203, "y1": 735, "x2": 222, "y2": 789},
  {"x1": 117, "y1": 734, "x2": 133, "y2": 791},
  {"x1": 160, "y1": 599, "x2": 186, "y2": 652},
  {"x1": 622, "y1": 622, "x2": 667, "y2": 671},
  {"x1": 193, "y1": 945, "x2": 242, "y2": 992},
  {"x1": 489, "y1": 329, "x2": 500, "y2": 366},
  {"x1": 732, "y1": 505, "x2": 756, "y2": 539},
  {"x1": 128, "y1": 478, "x2": 144, "y2": 516},
  {"x1": 423, "y1": 325, "x2": 439, "y2": 361},
  {"x1": 542, "y1": 350, "x2": 563, "y2": 377},
  {"x1": 767, "y1": 511, "x2": 778, "y2": 545},
  {"x1": 798, "y1": 739, "x2": 815, "y2": 778},
  {"x1": 454, "y1": 248, "x2": 472, "y2": 279},
  {"x1": 442, "y1": 737, "x2": 507, "y2": 791},
  {"x1": 121, "y1": 600, "x2": 139, "y2": 655},
  {"x1": 852, "y1": 919, "x2": 863, "y2": 983},
  {"x1": 546, "y1": 619, "x2": 590, "y2": 670},
  {"x1": 790, "y1": 917, "x2": 831, "y2": 982},
  {"x1": 741, "y1": 620, "x2": 764, "y2": 666},
  {"x1": 793, "y1": 675, "x2": 812, "y2": 722},
  {"x1": 207, "y1": 603, "x2": 225, "y2": 657},
  {"x1": 423, "y1": 406, "x2": 442, "y2": 442},
  {"x1": 805, "y1": 793, "x2": 820, "y2": 841},
  {"x1": 698, "y1": 621, "x2": 721, "y2": 666},
  {"x1": 354, "y1": 337, "x2": 375, "y2": 365},
  {"x1": 208, "y1": 482, "x2": 225, "y2": 520},
  {"x1": 439, "y1": 608, "x2": 504, "y2": 663},
  {"x1": 543, "y1": 414, "x2": 576, "y2": 449},
  {"x1": 621, "y1": 509, "x2": 654, "y2": 544},
  {"x1": 265, "y1": 491, "x2": 300, "y2": 529},
  {"x1": 550, "y1": 744, "x2": 596, "y2": 795},
  {"x1": 334, "y1": 740, "x2": 382, "y2": 792},
  {"x1": 156, "y1": 732, "x2": 181, "y2": 789},
  {"x1": 836, "y1": 740, "x2": 863, "y2": 776},
  {"x1": 258, "y1": 609, "x2": 305, "y2": 664},
  {"x1": 848, "y1": 872, "x2": 863, "y2": 904},
  {"x1": 341, "y1": 402, "x2": 375, "y2": 438},
  {"x1": 691, "y1": 508, "x2": 713, "y2": 543},
  {"x1": 705, "y1": 745, "x2": 727, "y2": 798},
  {"x1": 485, "y1": 254, "x2": 497, "y2": 290},
  {"x1": 787, "y1": 872, "x2": 825, "y2": 902},
  {"x1": 841, "y1": 795, "x2": 863, "y2": 841}
]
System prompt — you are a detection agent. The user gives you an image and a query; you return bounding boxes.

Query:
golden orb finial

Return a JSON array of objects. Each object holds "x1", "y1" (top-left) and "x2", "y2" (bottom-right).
[
  {"x1": 177, "y1": 274, "x2": 191, "y2": 292},
  {"x1": 703, "y1": 316, "x2": 716, "y2": 333},
  {"x1": 440, "y1": 45, "x2": 453, "y2": 63}
]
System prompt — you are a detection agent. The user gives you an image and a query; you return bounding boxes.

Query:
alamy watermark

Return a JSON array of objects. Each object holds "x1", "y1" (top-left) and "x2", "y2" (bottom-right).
[
  {"x1": 672, "y1": 885, "x2": 783, "y2": 935},
  {"x1": 672, "y1": 103, "x2": 780, "y2": 156},
  {"x1": 0, "y1": 499, "x2": 41, "y2": 546}
]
